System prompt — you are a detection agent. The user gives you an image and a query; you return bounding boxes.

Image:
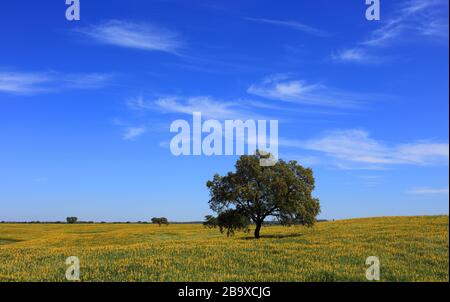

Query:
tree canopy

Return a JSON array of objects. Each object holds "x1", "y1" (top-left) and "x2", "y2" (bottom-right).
[
  {"x1": 66, "y1": 217, "x2": 78, "y2": 224},
  {"x1": 206, "y1": 152, "x2": 320, "y2": 238},
  {"x1": 203, "y1": 210, "x2": 250, "y2": 237},
  {"x1": 151, "y1": 217, "x2": 169, "y2": 226}
]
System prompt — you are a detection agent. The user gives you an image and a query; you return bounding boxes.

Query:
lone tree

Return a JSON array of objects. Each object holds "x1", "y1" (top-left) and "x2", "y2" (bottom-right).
[
  {"x1": 206, "y1": 152, "x2": 320, "y2": 239},
  {"x1": 151, "y1": 217, "x2": 169, "y2": 226},
  {"x1": 66, "y1": 217, "x2": 78, "y2": 224}
]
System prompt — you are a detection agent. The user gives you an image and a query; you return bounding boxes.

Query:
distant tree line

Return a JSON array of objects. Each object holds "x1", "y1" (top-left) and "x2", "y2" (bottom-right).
[
  {"x1": 0, "y1": 219, "x2": 327, "y2": 224},
  {"x1": 0, "y1": 218, "x2": 169, "y2": 224}
]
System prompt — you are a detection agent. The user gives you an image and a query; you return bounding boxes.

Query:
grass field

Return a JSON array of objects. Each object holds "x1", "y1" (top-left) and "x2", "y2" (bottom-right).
[{"x1": 0, "y1": 215, "x2": 448, "y2": 282}]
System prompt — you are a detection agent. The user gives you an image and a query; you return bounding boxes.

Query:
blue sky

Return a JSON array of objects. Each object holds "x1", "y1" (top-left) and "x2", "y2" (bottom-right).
[{"x1": 0, "y1": 0, "x2": 448, "y2": 221}]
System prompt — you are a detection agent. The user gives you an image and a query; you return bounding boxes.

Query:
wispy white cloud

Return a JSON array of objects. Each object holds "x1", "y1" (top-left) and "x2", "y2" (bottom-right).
[
  {"x1": 333, "y1": 0, "x2": 448, "y2": 64},
  {"x1": 155, "y1": 96, "x2": 241, "y2": 118},
  {"x1": 244, "y1": 17, "x2": 330, "y2": 37},
  {"x1": 247, "y1": 74, "x2": 367, "y2": 108},
  {"x1": 128, "y1": 95, "x2": 263, "y2": 120},
  {"x1": 407, "y1": 187, "x2": 449, "y2": 195},
  {"x1": 363, "y1": 0, "x2": 448, "y2": 47},
  {"x1": 331, "y1": 48, "x2": 380, "y2": 64},
  {"x1": 122, "y1": 126, "x2": 147, "y2": 141},
  {"x1": 419, "y1": 18, "x2": 449, "y2": 37},
  {"x1": 281, "y1": 129, "x2": 449, "y2": 169},
  {"x1": 0, "y1": 72, "x2": 52, "y2": 94},
  {"x1": 0, "y1": 71, "x2": 113, "y2": 95},
  {"x1": 394, "y1": 142, "x2": 450, "y2": 165},
  {"x1": 63, "y1": 73, "x2": 114, "y2": 89},
  {"x1": 77, "y1": 20, "x2": 183, "y2": 54}
]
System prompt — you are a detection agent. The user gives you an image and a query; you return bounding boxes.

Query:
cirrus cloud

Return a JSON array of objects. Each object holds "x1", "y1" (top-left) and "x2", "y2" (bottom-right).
[
  {"x1": 0, "y1": 71, "x2": 114, "y2": 95},
  {"x1": 76, "y1": 20, "x2": 183, "y2": 54},
  {"x1": 281, "y1": 129, "x2": 449, "y2": 169},
  {"x1": 332, "y1": 0, "x2": 449, "y2": 64},
  {"x1": 122, "y1": 126, "x2": 147, "y2": 141},
  {"x1": 247, "y1": 74, "x2": 369, "y2": 108}
]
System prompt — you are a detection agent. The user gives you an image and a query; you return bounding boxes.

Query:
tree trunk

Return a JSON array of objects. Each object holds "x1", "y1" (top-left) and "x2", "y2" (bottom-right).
[{"x1": 254, "y1": 222, "x2": 262, "y2": 239}]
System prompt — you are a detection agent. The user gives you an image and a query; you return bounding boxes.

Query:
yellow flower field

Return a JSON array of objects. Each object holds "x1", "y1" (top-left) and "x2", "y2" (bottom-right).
[{"x1": 0, "y1": 215, "x2": 448, "y2": 282}]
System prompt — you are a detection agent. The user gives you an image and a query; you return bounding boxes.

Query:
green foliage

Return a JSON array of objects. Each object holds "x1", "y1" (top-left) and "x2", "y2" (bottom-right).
[
  {"x1": 207, "y1": 151, "x2": 320, "y2": 238},
  {"x1": 151, "y1": 217, "x2": 169, "y2": 226},
  {"x1": 204, "y1": 210, "x2": 250, "y2": 237},
  {"x1": 203, "y1": 215, "x2": 218, "y2": 228},
  {"x1": 66, "y1": 217, "x2": 78, "y2": 224}
]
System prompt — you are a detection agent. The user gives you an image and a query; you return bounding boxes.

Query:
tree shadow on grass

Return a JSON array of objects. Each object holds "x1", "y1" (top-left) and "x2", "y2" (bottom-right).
[
  {"x1": 240, "y1": 233, "x2": 305, "y2": 240},
  {"x1": 0, "y1": 238, "x2": 23, "y2": 245}
]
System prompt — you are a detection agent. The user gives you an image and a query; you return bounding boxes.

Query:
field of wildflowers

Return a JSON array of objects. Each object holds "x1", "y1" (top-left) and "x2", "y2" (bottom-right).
[{"x1": 0, "y1": 216, "x2": 447, "y2": 281}]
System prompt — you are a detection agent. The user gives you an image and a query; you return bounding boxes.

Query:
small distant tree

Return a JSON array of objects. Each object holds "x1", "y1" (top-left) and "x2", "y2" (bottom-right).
[
  {"x1": 66, "y1": 217, "x2": 78, "y2": 224},
  {"x1": 204, "y1": 210, "x2": 250, "y2": 237},
  {"x1": 151, "y1": 217, "x2": 169, "y2": 226}
]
